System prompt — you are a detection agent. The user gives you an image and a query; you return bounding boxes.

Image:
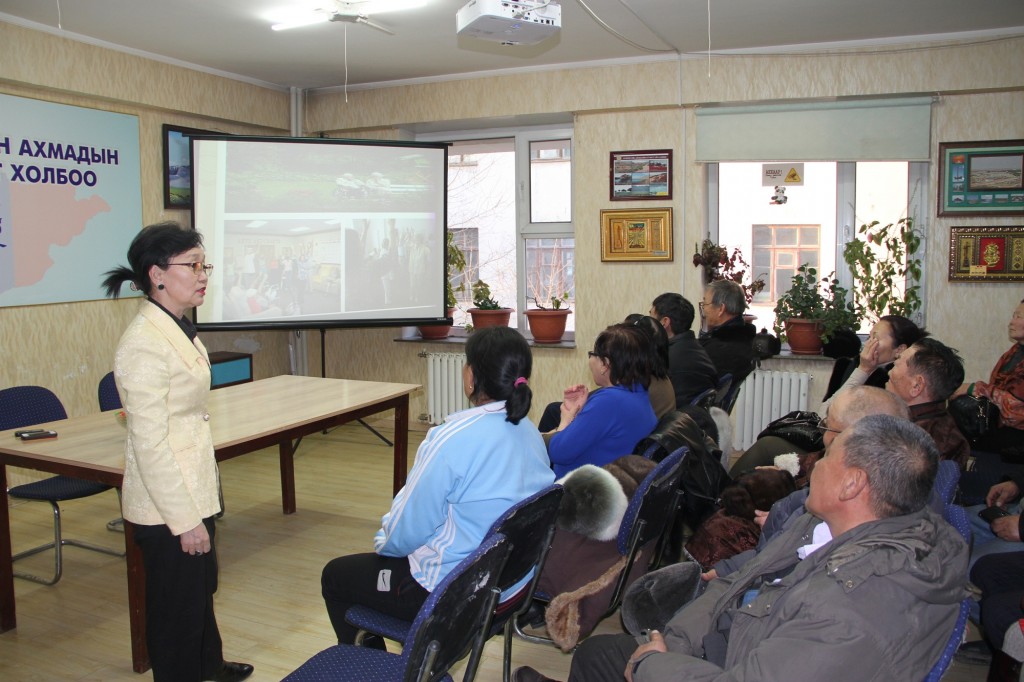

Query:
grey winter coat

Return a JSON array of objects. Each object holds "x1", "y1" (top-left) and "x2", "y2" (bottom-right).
[{"x1": 634, "y1": 507, "x2": 968, "y2": 682}]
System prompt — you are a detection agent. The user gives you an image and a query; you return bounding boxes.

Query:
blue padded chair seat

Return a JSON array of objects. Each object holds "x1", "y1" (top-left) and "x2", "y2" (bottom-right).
[
  {"x1": 282, "y1": 644, "x2": 453, "y2": 682},
  {"x1": 9, "y1": 475, "x2": 112, "y2": 502},
  {"x1": 347, "y1": 605, "x2": 414, "y2": 643}
]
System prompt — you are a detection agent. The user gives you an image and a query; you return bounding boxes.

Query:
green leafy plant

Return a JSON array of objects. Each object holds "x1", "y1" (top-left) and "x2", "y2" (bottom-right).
[
  {"x1": 471, "y1": 279, "x2": 503, "y2": 310},
  {"x1": 445, "y1": 231, "x2": 468, "y2": 310},
  {"x1": 532, "y1": 292, "x2": 569, "y2": 310},
  {"x1": 842, "y1": 218, "x2": 922, "y2": 323},
  {"x1": 773, "y1": 265, "x2": 858, "y2": 343},
  {"x1": 692, "y1": 239, "x2": 766, "y2": 304}
]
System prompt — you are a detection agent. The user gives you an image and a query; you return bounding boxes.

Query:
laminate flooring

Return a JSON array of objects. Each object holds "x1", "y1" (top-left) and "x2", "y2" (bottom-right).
[{"x1": 0, "y1": 422, "x2": 987, "y2": 680}]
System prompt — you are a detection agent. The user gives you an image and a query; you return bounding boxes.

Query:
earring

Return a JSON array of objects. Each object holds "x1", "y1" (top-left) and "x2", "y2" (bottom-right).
[{"x1": 157, "y1": 283, "x2": 165, "y2": 290}]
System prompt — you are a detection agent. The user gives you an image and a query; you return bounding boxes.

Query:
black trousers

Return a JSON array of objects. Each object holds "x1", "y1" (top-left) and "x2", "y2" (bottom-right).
[
  {"x1": 972, "y1": 552, "x2": 1024, "y2": 647},
  {"x1": 321, "y1": 552, "x2": 429, "y2": 645},
  {"x1": 134, "y1": 517, "x2": 223, "y2": 682},
  {"x1": 568, "y1": 633, "x2": 639, "y2": 682}
]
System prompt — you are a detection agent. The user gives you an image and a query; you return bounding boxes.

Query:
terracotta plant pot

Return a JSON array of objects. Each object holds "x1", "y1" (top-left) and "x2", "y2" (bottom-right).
[
  {"x1": 468, "y1": 308, "x2": 512, "y2": 329},
  {"x1": 524, "y1": 309, "x2": 571, "y2": 343},
  {"x1": 417, "y1": 308, "x2": 456, "y2": 340},
  {"x1": 784, "y1": 318, "x2": 825, "y2": 355}
]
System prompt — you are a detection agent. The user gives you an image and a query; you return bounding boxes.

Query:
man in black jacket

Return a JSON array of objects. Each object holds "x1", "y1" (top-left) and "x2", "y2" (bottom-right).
[
  {"x1": 650, "y1": 292, "x2": 717, "y2": 407},
  {"x1": 699, "y1": 279, "x2": 756, "y2": 387}
]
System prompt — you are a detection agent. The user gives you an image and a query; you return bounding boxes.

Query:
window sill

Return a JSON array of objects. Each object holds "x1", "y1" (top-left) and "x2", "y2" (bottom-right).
[{"x1": 395, "y1": 328, "x2": 576, "y2": 349}]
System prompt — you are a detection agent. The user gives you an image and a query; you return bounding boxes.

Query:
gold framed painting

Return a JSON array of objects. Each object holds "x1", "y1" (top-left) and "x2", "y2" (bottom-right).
[
  {"x1": 948, "y1": 225, "x2": 1024, "y2": 282},
  {"x1": 600, "y1": 208, "x2": 673, "y2": 262}
]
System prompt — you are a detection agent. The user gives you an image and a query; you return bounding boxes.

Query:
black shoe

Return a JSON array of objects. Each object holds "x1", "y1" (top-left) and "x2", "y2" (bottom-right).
[
  {"x1": 205, "y1": 661, "x2": 254, "y2": 682},
  {"x1": 511, "y1": 666, "x2": 558, "y2": 682}
]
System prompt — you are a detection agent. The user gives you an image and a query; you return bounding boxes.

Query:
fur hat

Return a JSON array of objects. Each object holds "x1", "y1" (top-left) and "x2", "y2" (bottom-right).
[
  {"x1": 620, "y1": 561, "x2": 702, "y2": 635},
  {"x1": 556, "y1": 465, "x2": 628, "y2": 541}
]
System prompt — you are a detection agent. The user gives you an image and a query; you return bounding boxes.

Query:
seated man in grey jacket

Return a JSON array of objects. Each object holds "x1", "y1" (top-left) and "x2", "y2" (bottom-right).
[{"x1": 513, "y1": 415, "x2": 968, "y2": 682}]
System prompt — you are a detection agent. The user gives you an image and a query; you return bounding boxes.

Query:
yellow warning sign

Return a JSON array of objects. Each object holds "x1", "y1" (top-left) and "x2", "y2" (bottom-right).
[{"x1": 785, "y1": 168, "x2": 802, "y2": 183}]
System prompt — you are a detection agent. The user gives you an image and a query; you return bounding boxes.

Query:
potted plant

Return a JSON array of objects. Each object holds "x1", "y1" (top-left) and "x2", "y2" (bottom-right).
[
  {"x1": 467, "y1": 279, "x2": 512, "y2": 329},
  {"x1": 842, "y1": 217, "x2": 922, "y2": 323},
  {"x1": 692, "y1": 239, "x2": 767, "y2": 305},
  {"x1": 524, "y1": 293, "x2": 571, "y2": 343},
  {"x1": 773, "y1": 265, "x2": 858, "y2": 355},
  {"x1": 418, "y1": 232, "x2": 467, "y2": 340}
]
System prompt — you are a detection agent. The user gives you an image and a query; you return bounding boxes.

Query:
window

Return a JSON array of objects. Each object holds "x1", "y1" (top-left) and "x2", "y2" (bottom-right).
[
  {"x1": 422, "y1": 126, "x2": 574, "y2": 334},
  {"x1": 711, "y1": 161, "x2": 926, "y2": 334}
]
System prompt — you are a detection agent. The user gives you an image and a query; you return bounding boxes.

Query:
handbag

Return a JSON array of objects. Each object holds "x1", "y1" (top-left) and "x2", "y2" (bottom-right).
[
  {"x1": 949, "y1": 395, "x2": 1000, "y2": 443},
  {"x1": 756, "y1": 410, "x2": 824, "y2": 453}
]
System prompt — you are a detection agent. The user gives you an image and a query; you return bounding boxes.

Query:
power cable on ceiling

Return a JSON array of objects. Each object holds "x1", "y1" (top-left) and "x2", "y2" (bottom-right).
[{"x1": 574, "y1": 0, "x2": 675, "y2": 52}]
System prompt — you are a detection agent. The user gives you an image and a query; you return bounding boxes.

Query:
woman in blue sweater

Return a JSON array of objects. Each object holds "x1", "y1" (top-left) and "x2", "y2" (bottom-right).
[
  {"x1": 547, "y1": 323, "x2": 657, "y2": 477},
  {"x1": 321, "y1": 326, "x2": 554, "y2": 646}
]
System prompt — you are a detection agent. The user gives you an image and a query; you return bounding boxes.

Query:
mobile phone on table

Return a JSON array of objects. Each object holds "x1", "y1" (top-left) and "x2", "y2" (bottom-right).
[
  {"x1": 979, "y1": 506, "x2": 1012, "y2": 523},
  {"x1": 19, "y1": 430, "x2": 57, "y2": 441},
  {"x1": 14, "y1": 429, "x2": 45, "y2": 438}
]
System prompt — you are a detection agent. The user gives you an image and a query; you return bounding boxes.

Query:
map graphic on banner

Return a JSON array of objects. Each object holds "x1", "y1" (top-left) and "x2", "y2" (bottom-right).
[{"x1": 0, "y1": 93, "x2": 143, "y2": 308}]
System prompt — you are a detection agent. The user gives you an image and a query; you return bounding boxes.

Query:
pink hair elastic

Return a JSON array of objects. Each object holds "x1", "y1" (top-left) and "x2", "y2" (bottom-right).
[{"x1": 514, "y1": 377, "x2": 528, "y2": 387}]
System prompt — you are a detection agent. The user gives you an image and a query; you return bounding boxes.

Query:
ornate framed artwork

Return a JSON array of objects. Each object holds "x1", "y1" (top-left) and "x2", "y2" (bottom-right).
[
  {"x1": 948, "y1": 225, "x2": 1024, "y2": 282},
  {"x1": 938, "y1": 140, "x2": 1024, "y2": 216},
  {"x1": 610, "y1": 149, "x2": 672, "y2": 201},
  {"x1": 162, "y1": 124, "x2": 215, "y2": 209},
  {"x1": 600, "y1": 208, "x2": 673, "y2": 262}
]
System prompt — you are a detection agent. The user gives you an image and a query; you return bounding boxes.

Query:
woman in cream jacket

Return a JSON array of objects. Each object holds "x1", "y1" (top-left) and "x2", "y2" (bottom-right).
[{"x1": 103, "y1": 222, "x2": 252, "y2": 682}]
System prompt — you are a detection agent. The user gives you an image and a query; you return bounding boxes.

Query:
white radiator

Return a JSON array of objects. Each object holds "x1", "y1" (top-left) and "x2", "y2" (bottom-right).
[
  {"x1": 732, "y1": 370, "x2": 811, "y2": 451},
  {"x1": 424, "y1": 352, "x2": 470, "y2": 425}
]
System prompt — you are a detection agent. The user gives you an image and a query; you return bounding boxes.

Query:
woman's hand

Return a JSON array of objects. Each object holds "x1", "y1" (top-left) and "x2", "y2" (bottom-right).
[
  {"x1": 625, "y1": 630, "x2": 668, "y2": 682},
  {"x1": 179, "y1": 522, "x2": 212, "y2": 556},
  {"x1": 557, "y1": 384, "x2": 588, "y2": 430},
  {"x1": 858, "y1": 336, "x2": 883, "y2": 373}
]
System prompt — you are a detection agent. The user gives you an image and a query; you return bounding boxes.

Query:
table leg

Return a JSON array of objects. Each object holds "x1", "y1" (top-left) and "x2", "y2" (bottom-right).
[
  {"x1": 124, "y1": 520, "x2": 150, "y2": 673},
  {"x1": 0, "y1": 465, "x2": 15, "y2": 632},
  {"x1": 280, "y1": 439, "x2": 296, "y2": 515},
  {"x1": 393, "y1": 396, "x2": 409, "y2": 496}
]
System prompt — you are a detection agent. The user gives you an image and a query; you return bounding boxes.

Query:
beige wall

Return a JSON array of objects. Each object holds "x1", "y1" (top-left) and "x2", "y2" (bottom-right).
[{"x1": 2, "y1": 23, "x2": 1023, "y2": 436}]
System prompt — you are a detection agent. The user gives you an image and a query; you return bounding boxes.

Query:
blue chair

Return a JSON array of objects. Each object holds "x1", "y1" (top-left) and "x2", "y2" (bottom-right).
[
  {"x1": 710, "y1": 373, "x2": 733, "y2": 410},
  {"x1": 347, "y1": 485, "x2": 565, "y2": 682},
  {"x1": 513, "y1": 449, "x2": 686, "y2": 649},
  {"x1": 922, "y1": 503, "x2": 972, "y2": 682},
  {"x1": 2, "y1": 385, "x2": 124, "y2": 585},
  {"x1": 284, "y1": 533, "x2": 511, "y2": 682},
  {"x1": 98, "y1": 371, "x2": 122, "y2": 411},
  {"x1": 932, "y1": 460, "x2": 961, "y2": 506},
  {"x1": 716, "y1": 373, "x2": 746, "y2": 415},
  {"x1": 689, "y1": 387, "x2": 717, "y2": 411}
]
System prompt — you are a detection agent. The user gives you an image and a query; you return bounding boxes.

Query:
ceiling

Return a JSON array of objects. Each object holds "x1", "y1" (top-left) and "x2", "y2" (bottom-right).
[{"x1": 1, "y1": 0, "x2": 1023, "y2": 91}]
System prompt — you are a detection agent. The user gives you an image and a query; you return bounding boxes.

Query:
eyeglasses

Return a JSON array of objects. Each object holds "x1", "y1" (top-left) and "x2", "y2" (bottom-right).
[
  {"x1": 587, "y1": 350, "x2": 602, "y2": 359},
  {"x1": 167, "y1": 262, "x2": 214, "y2": 275},
  {"x1": 816, "y1": 417, "x2": 842, "y2": 435}
]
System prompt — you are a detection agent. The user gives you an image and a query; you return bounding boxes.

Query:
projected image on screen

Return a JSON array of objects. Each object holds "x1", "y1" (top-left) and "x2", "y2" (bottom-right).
[{"x1": 191, "y1": 136, "x2": 448, "y2": 330}]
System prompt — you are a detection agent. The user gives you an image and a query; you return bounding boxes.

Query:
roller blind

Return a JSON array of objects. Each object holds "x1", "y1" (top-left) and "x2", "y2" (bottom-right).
[{"x1": 695, "y1": 97, "x2": 932, "y2": 162}]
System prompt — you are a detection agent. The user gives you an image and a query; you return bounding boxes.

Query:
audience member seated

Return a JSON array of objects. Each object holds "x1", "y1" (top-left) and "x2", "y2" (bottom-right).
[
  {"x1": 514, "y1": 415, "x2": 967, "y2": 682},
  {"x1": 545, "y1": 324, "x2": 657, "y2": 478},
  {"x1": 953, "y1": 298, "x2": 1024, "y2": 461},
  {"x1": 967, "y1": 552, "x2": 1024, "y2": 679},
  {"x1": 650, "y1": 292, "x2": 717, "y2": 407},
  {"x1": 729, "y1": 315, "x2": 925, "y2": 474},
  {"x1": 320, "y1": 327, "x2": 554, "y2": 646},
  {"x1": 967, "y1": 476, "x2": 1024, "y2": 572},
  {"x1": 731, "y1": 336, "x2": 969, "y2": 475},
  {"x1": 698, "y1": 279, "x2": 756, "y2": 386}
]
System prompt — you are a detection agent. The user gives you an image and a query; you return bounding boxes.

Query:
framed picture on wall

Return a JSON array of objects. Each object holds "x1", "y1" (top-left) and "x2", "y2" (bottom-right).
[
  {"x1": 162, "y1": 124, "x2": 215, "y2": 209},
  {"x1": 938, "y1": 140, "x2": 1024, "y2": 217},
  {"x1": 609, "y1": 149, "x2": 672, "y2": 201},
  {"x1": 948, "y1": 225, "x2": 1024, "y2": 282},
  {"x1": 600, "y1": 208, "x2": 673, "y2": 261}
]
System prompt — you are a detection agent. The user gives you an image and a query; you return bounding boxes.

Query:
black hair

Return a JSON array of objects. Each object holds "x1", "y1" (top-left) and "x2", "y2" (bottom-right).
[
  {"x1": 624, "y1": 314, "x2": 669, "y2": 380},
  {"x1": 879, "y1": 314, "x2": 928, "y2": 349},
  {"x1": 102, "y1": 222, "x2": 203, "y2": 298},
  {"x1": 592, "y1": 323, "x2": 653, "y2": 390},
  {"x1": 651, "y1": 292, "x2": 695, "y2": 335},
  {"x1": 906, "y1": 337, "x2": 965, "y2": 401},
  {"x1": 464, "y1": 326, "x2": 533, "y2": 425}
]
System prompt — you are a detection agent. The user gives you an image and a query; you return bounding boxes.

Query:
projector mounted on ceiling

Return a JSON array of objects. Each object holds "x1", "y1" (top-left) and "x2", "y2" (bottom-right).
[{"x1": 456, "y1": 0, "x2": 562, "y2": 45}]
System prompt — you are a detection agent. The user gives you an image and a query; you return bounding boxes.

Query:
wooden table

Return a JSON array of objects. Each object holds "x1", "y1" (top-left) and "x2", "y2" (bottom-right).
[{"x1": 0, "y1": 374, "x2": 419, "y2": 673}]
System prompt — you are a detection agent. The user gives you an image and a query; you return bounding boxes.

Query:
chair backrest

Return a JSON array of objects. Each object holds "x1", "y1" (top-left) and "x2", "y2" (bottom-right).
[
  {"x1": 922, "y1": 503, "x2": 972, "y2": 682},
  {"x1": 0, "y1": 385, "x2": 67, "y2": 431},
  {"x1": 689, "y1": 387, "x2": 717, "y2": 410},
  {"x1": 943, "y1": 503, "x2": 971, "y2": 546},
  {"x1": 403, "y1": 533, "x2": 511, "y2": 682},
  {"x1": 711, "y1": 373, "x2": 733, "y2": 409},
  {"x1": 485, "y1": 485, "x2": 564, "y2": 594},
  {"x1": 932, "y1": 460, "x2": 960, "y2": 506},
  {"x1": 98, "y1": 372, "x2": 122, "y2": 411},
  {"x1": 717, "y1": 372, "x2": 746, "y2": 414},
  {"x1": 617, "y1": 448, "x2": 685, "y2": 557}
]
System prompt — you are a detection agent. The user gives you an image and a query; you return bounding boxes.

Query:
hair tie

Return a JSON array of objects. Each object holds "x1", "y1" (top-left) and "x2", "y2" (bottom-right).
[{"x1": 514, "y1": 377, "x2": 528, "y2": 388}]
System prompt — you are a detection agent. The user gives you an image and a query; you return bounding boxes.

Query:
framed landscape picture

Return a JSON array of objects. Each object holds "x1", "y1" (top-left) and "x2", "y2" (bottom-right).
[
  {"x1": 938, "y1": 140, "x2": 1024, "y2": 216},
  {"x1": 609, "y1": 149, "x2": 672, "y2": 201},
  {"x1": 162, "y1": 124, "x2": 215, "y2": 209}
]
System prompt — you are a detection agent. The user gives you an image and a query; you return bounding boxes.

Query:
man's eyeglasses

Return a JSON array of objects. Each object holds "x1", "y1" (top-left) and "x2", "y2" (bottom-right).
[
  {"x1": 816, "y1": 417, "x2": 842, "y2": 435},
  {"x1": 587, "y1": 350, "x2": 602, "y2": 359},
  {"x1": 167, "y1": 262, "x2": 214, "y2": 275}
]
